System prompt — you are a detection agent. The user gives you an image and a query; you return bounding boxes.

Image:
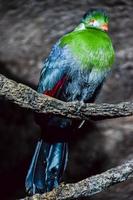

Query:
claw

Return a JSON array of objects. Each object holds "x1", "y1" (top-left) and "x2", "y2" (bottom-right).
[{"x1": 77, "y1": 100, "x2": 85, "y2": 113}]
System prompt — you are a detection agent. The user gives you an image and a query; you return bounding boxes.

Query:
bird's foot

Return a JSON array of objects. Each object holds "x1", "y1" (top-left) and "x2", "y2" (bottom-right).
[
  {"x1": 60, "y1": 182, "x2": 65, "y2": 187},
  {"x1": 77, "y1": 100, "x2": 85, "y2": 113}
]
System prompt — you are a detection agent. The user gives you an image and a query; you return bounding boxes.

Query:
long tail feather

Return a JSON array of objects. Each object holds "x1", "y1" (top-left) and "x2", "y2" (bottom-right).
[
  {"x1": 45, "y1": 143, "x2": 68, "y2": 192},
  {"x1": 25, "y1": 140, "x2": 68, "y2": 195}
]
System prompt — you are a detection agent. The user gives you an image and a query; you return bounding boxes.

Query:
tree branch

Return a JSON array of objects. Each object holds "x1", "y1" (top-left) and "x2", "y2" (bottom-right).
[
  {"x1": 0, "y1": 74, "x2": 133, "y2": 120},
  {"x1": 22, "y1": 159, "x2": 133, "y2": 200}
]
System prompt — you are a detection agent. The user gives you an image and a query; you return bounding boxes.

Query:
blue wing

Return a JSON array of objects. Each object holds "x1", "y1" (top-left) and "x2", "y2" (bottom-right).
[{"x1": 37, "y1": 41, "x2": 70, "y2": 94}]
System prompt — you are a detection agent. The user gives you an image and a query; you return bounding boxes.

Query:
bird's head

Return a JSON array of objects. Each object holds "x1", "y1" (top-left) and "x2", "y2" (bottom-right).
[{"x1": 79, "y1": 9, "x2": 109, "y2": 32}]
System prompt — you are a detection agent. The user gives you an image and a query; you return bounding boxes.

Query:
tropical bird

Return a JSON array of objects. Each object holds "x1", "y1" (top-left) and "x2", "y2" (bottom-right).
[{"x1": 25, "y1": 8, "x2": 115, "y2": 195}]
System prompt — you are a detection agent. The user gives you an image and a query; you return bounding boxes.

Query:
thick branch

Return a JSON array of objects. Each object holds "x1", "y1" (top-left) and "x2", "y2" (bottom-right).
[
  {"x1": 22, "y1": 160, "x2": 133, "y2": 200},
  {"x1": 0, "y1": 74, "x2": 133, "y2": 120}
]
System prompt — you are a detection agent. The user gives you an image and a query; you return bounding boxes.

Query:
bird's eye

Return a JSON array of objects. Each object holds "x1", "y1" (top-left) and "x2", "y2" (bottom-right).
[{"x1": 89, "y1": 19, "x2": 95, "y2": 24}]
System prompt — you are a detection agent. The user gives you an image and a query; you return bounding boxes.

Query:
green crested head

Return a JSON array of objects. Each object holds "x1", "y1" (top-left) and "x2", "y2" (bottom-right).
[{"x1": 76, "y1": 8, "x2": 109, "y2": 32}]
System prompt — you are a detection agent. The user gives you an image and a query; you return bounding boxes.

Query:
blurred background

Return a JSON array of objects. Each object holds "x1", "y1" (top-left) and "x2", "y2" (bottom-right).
[{"x1": 0, "y1": 0, "x2": 133, "y2": 199}]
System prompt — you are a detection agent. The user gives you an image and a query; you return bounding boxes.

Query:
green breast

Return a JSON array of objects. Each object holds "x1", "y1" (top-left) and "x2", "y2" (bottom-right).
[{"x1": 60, "y1": 28, "x2": 115, "y2": 70}]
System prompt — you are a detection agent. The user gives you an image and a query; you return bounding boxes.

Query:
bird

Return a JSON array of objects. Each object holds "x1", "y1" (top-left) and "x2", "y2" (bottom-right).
[{"x1": 25, "y1": 8, "x2": 115, "y2": 195}]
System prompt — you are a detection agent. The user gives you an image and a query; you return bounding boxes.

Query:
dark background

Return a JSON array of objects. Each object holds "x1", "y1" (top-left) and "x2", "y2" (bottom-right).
[{"x1": 0, "y1": 0, "x2": 133, "y2": 199}]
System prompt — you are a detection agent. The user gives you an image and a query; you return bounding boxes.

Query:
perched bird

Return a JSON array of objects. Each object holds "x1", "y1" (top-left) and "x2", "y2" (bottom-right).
[{"x1": 25, "y1": 8, "x2": 115, "y2": 195}]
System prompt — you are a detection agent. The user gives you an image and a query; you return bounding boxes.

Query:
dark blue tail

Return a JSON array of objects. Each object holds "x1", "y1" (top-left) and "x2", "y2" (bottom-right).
[{"x1": 25, "y1": 140, "x2": 68, "y2": 195}]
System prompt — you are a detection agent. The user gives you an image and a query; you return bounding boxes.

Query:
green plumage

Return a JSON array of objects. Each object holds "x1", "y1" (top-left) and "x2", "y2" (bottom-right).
[{"x1": 60, "y1": 28, "x2": 115, "y2": 70}]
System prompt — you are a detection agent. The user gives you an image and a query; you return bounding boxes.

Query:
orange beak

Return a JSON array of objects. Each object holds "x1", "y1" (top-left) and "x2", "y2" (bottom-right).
[{"x1": 101, "y1": 23, "x2": 109, "y2": 31}]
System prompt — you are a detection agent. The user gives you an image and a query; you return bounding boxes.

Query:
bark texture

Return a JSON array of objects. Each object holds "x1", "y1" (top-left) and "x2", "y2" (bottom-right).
[{"x1": 0, "y1": 74, "x2": 133, "y2": 120}]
